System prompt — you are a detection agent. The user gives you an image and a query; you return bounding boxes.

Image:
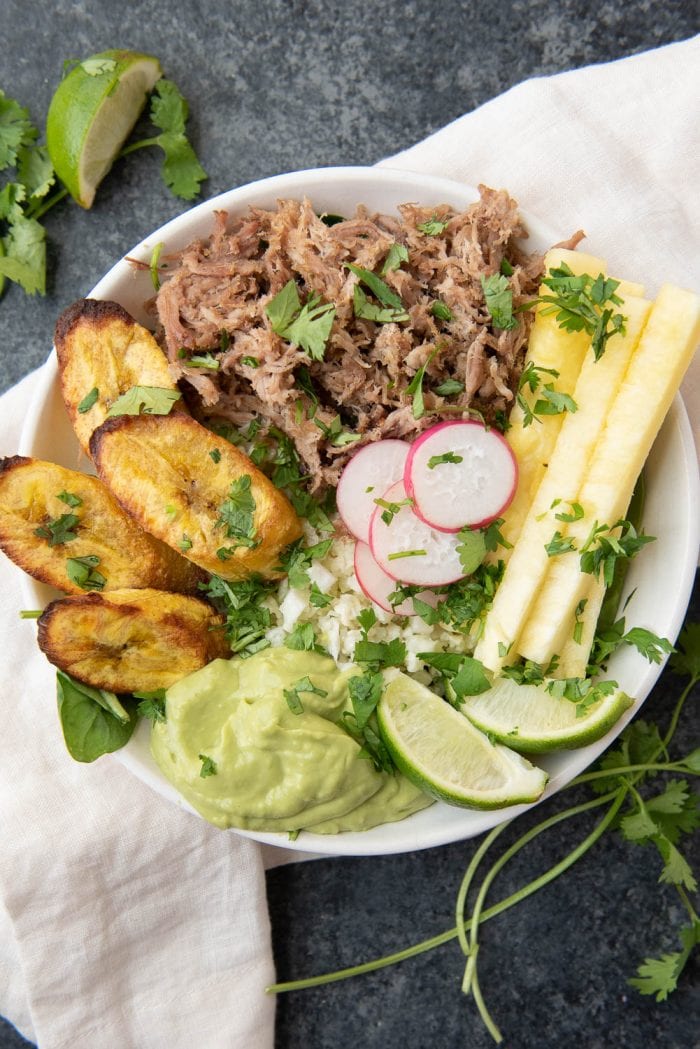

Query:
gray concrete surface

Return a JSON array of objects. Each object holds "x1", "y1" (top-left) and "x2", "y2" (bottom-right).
[{"x1": 1, "y1": 2, "x2": 698, "y2": 1047}]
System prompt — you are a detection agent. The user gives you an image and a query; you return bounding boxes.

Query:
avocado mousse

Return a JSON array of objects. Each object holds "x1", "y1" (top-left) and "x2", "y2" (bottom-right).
[{"x1": 151, "y1": 648, "x2": 431, "y2": 834}]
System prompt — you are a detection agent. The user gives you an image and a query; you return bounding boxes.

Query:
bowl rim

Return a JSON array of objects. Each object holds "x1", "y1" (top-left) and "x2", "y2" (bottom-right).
[{"x1": 19, "y1": 165, "x2": 700, "y2": 856}]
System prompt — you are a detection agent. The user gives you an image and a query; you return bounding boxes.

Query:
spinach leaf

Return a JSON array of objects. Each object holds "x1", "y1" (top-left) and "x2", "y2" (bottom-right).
[{"x1": 56, "y1": 670, "x2": 137, "y2": 762}]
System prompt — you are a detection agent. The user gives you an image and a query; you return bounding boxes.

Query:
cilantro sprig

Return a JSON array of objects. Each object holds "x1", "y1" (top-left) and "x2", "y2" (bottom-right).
[
  {"x1": 520, "y1": 262, "x2": 627, "y2": 360},
  {"x1": 1, "y1": 71, "x2": 206, "y2": 301},
  {"x1": 266, "y1": 279, "x2": 336, "y2": 360},
  {"x1": 269, "y1": 617, "x2": 700, "y2": 1041}
]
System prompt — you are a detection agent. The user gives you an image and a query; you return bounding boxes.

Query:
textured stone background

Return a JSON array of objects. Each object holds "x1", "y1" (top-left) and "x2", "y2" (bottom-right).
[{"x1": 1, "y1": 2, "x2": 698, "y2": 1047}]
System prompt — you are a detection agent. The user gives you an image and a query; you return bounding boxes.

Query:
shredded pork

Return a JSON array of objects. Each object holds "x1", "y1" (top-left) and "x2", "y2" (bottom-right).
[{"x1": 154, "y1": 185, "x2": 545, "y2": 489}]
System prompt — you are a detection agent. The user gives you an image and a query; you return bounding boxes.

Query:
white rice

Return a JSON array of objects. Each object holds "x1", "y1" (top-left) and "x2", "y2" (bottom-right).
[{"x1": 264, "y1": 521, "x2": 473, "y2": 682}]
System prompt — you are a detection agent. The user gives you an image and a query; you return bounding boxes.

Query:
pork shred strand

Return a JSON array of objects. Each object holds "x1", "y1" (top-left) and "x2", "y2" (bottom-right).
[{"x1": 155, "y1": 185, "x2": 544, "y2": 489}]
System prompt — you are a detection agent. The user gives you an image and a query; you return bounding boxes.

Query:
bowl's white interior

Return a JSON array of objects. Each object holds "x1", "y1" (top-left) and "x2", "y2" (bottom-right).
[{"x1": 19, "y1": 167, "x2": 699, "y2": 856}]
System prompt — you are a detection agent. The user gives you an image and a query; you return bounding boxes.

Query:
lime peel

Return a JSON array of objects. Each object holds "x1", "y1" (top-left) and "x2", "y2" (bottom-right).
[
  {"x1": 377, "y1": 672, "x2": 548, "y2": 809},
  {"x1": 460, "y1": 677, "x2": 634, "y2": 752},
  {"x1": 46, "y1": 49, "x2": 162, "y2": 208}
]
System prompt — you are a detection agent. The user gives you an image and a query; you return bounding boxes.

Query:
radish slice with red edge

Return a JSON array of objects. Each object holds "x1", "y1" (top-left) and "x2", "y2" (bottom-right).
[
  {"x1": 369, "y1": 480, "x2": 468, "y2": 586},
  {"x1": 336, "y1": 439, "x2": 410, "y2": 544},
  {"x1": 354, "y1": 541, "x2": 439, "y2": 615},
  {"x1": 404, "y1": 420, "x2": 517, "y2": 533}
]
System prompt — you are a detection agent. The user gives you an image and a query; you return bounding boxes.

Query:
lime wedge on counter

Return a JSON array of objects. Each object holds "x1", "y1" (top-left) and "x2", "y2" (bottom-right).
[
  {"x1": 46, "y1": 50, "x2": 162, "y2": 207},
  {"x1": 460, "y1": 677, "x2": 634, "y2": 753},
  {"x1": 377, "y1": 673, "x2": 548, "y2": 809}
]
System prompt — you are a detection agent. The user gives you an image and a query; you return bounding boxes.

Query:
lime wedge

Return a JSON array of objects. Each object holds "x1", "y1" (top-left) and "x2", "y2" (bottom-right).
[
  {"x1": 377, "y1": 672, "x2": 548, "y2": 809},
  {"x1": 460, "y1": 677, "x2": 634, "y2": 752},
  {"x1": 47, "y1": 50, "x2": 162, "y2": 207}
]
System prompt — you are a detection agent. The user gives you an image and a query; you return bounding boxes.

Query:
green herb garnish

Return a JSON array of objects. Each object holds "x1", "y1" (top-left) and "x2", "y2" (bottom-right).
[
  {"x1": 427, "y1": 451, "x2": 463, "y2": 469},
  {"x1": 216, "y1": 474, "x2": 258, "y2": 549},
  {"x1": 266, "y1": 279, "x2": 336, "y2": 361},
  {"x1": 77, "y1": 387, "x2": 99, "y2": 413},
  {"x1": 65, "y1": 554, "x2": 106, "y2": 592},
  {"x1": 34, "y1": 512, "x2": 79, "y2": 546},
  {"x1": 106, "y1": 386, "x2": 181, "y2": 417},
  {"x1": 481, "y1": 273, "x2": 517, "y2": 331}
]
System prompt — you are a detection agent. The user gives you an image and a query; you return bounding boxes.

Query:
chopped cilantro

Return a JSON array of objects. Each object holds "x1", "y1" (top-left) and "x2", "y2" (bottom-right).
[
  {"x1": 545, "y1": 531, "x2": 577, "y2": 557},
  {"x1": 481, "y1": 273, "x2": 517, "y2": 331},
  {"x1": 433, "y1": 378, "x2": 465, "y2": 397},
  {"x1": 209, "y1": 448, "x2": 222, "y2": 463},
  {"x1": 34, "y1": 512, "x2": 79, "y2": 546},
  {"x1": 199, "y1": 754, "x2": 217, "y2": 778},
  {"x1": 284, "y1": 622, "x2": 318, "y2": 652},
  {"x1": 179, "y1": 534, "x2": 193, "y2": 552},
  {"x1": 134, "y1": 690, "x2": 167, "y2": 723},
  {"x1": 65, "y1": 554, "x2": 106, "y2": 592},
  {"x1": 456, "y1": 527, "x2": 487, "y2": 574},
  {"x1": 57, "y1": 490, "x2": 82, "y2": 508},
  {"x1": 283, "y1": 676, "x2": 329, "y2": 715},
  {"x1": 417, "y1": 215, "x2": 448, "y2": 235},
  {"x1": 380, "y1": 242, "x2": 409, "y2": 275},
  {"x1": 77, "y1": 387, "x2": 99, "y2": 413},
  {"x1": 406, "y1": 345, "x2": 439, "y2": 419},
  {"x1": 579, "y1": 519, "x2": 656, "y2": 587},
  {"x1": 427, "y1": 451, "x2": 463, "y2": 469},
  {"x1": 430, "y1": 300, "x2": 453, "y2": 322},
  {"x1": 200, "y1": 574, "x2": 275, "y2": 656},
  {"x1": 241, "y1": 355, "x2": 259, "y2": 368},
  {"x1": 266, "y1": 279, "x2": 336, "y2": 361},
  {"x1": 187, "y1": 353, "x2": 220, "y2": 370},
  {"x1": 216, "y1": 474, "x2": 258, "y2": 549},
  {"x1": 278, "y1": 538, "x2": 333, "y2": 589},
  {"x1": 520, "y1": 262, "x2": 627, "y2": 360},
  {"x1": 106, "y1": 386, "x2": 182, "y2": 417}
]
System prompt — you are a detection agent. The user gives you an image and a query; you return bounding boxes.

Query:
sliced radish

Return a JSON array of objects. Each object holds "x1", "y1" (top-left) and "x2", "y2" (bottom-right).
[
  {"x1": 354, "y1": 541, "x2": 439, "y2": 616},
  {"x1": 369, "y1": 480, "x2": 467, "y2": 587},
  {"x1": 336, "y1": 439, "x2": 410, "y2": 545},
  {"x1": 404, "y1": 420, "x2": 517, "y2": 533}
]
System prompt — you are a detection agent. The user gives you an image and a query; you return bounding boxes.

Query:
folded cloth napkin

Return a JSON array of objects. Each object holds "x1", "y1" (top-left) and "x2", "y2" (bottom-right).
[{"x1": 1, "y1": 34, "x2": 698, "y2": 1049}]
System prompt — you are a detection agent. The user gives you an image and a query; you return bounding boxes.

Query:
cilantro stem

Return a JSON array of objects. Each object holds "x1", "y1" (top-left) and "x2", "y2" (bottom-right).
[
  {"x1": 572, "y1": 760, "x2": 695, "y2": 785},
  {"x1": 26, "y1": 186, "x2": 68, "y2": 221},
  {"x1": 118, "y1": 136, "x2": 162, "y2": 157},
  {"x1": 676, "y1": 885, "x2": 699, "y2": 925},
  {"x1": 268, "y1": 789, "x2": 624, "y2": 996},
  {"x1": 455, "y1": 823, "x2": 509, "y2": 956}
]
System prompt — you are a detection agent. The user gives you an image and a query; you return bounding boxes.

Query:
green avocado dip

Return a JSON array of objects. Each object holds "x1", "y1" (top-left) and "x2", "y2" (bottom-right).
[{"x1": 150, "y1": 648, "x2": 431, "y2": 834}]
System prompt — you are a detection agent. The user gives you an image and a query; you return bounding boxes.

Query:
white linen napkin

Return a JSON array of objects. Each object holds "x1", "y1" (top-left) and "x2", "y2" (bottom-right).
[{"x1": 1, "y1": 34, "x2": 698, "y2": 1049}]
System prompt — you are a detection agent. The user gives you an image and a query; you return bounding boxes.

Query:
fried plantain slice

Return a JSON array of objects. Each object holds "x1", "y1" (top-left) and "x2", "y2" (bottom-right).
[
  {"x1": 0, "y1": 456, "x2": 204, "y2": 595},
  {"x1": 37, "y1": 588, "x2": 230, "y2": 692},
  {"x1": 54, "y1": 298, "x2": 186, "y2": 456},
  {"x1": 90, "y1": 413, "x2": 303, "y2": 580}
]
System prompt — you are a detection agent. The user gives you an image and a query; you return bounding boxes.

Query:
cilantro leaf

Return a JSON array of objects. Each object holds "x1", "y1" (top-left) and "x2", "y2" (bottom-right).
[
  {"x1": 65, "y1": 554, "x2": 106, "y2": 592},
  {"x1": 77, "y1": 387, "x2": 99, "y2": 413},
  {"x1": 381, "y1": 242, "x2": 408, "y2": 275},
  {"x1": 134, "y1": 689, "x2": 167, "y2": 723},
  {"x1": 148, "y1": 80, "x2": 207, "y2": 200},
  {"x1": 266, "y1": 280, "x2": 336, "y2": 360},
  {"x1": 16, "y1": 144, "x2": 55, "y2": 200},
  {"x1": 199, "y1": 754, "x2": 217, "y2": 777},
  {"x1": 427, "y1": 451, "x2": 463, "y2": 469},
  {"x1": 0, "y1": 211, "x2": 46, "y2": 295},
  {"x1": 278, "y1": 538, "x2": 332, "y2": 589},
  {"x1": 456, "y1": 527, "x2": 487, "y2": 574},
  {"x1": 406, "y1": 346, "x2": 439, "y2": 420},
  {"x1": 521, "y1": 262, "x2": 626, "y2": 360},
  {"x1": 283, "y1": 675, "x2": 328, "y2": 715},
  {"x1": 628, "y1": 920, "x2": 700, "y2": 1002},
  {"x1": 417, "y1": 216, "x2": 448, "y2": 235},
  {"x1": 433, "y1": 378, "x2": 464, "y2": 397},
  {"x1": 106, "y1": 386, "x2": 181, "y2": 417},
  {"x1": 545, "y1": 531, "x2": 577, "y2": 557},
  {"x1": 216, "y1": 474, "x2": 258, "y2": 548},
  {"x1": 481, "y1": 273, "x2": 517, "y2": 331},
  {"x1": 347, "y1": 671, "x2": 383, "y2": 729},
  {"x1": 354, "y1": 637, "x2": 407, "y2": 669},
  {"x1": 430, "y1": 300, "x2": 453, "y2": 323},
  {"x1": 352, "y1": 284, "x2": 409, "y2": 324},
  {"x1": 346, "y1": 262, "x2": 407, "y2": 313},
  {"x1": 199, "y1": 573, "x2": 275, "y2": 656},
  {"x1": 0, "y1": 90, "x2": 37, "y2": 170},
  {"x1": 284, "y1": 622, "x2": 318, "y2": 652},
  {"x1": 34, "y1": 512, "x2": 79, "y2": 546},
  {"x1": 670, "y1": 622, "x2": 700, "y2": 680}
]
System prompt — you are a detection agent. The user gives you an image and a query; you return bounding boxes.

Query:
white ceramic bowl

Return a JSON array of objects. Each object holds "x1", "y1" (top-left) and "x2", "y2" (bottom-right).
[{"x1": 19, "y1": 167, "x2": 699, "y2": 856}]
